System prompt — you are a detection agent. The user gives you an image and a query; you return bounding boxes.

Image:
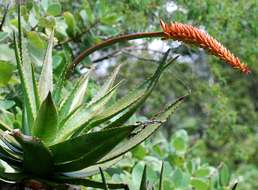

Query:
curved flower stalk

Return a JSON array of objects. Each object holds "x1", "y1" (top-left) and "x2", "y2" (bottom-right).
[
  {"x1": 69, "y1": 19, "x2": 250, "y2": 76},
  {"x1": 160, "y1": 20, "x2": 250, "y2": 74}
]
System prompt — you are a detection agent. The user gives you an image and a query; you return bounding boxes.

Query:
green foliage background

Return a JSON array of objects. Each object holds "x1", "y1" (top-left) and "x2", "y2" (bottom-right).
[{"x1": 0, "y1": 0, "x2": 257, "y2": 189}]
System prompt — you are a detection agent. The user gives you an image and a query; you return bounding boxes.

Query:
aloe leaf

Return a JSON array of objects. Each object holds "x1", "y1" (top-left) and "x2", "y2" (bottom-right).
[
  {"x1": 1, "y1": 134, "x2": 22, "y2": 156},
  {"x1": 39, "y1": 29, "x2": 54, "y2": 102},
  {"x1": 58, "y1": 69, "x2": 91, "y2": 121},
  {"x1": 54, "y1": 82, "x2": 122, "y2": 142},
  {"x1": 52, "y1": 175, "x2": 129, "y2": 189},
  {"x1": 0, "y1": 153, "x2": 22, "y2": 169},
  {"x1": 50, "y1": 125, "x2": 136, "y2": 163},
  {"x1": 0, "y1": 171, "x2": 26, "y2": 183},
  {"x1": 90, "y1": 64, "x2": 121, "y2": 104},
  {"x1": 31, "y1": 63, "x2": 40, "y2": 110},
  {"x1": 99, "y1": 167, "x2": 109, "y2": 190},
  {"x1": 11, "y1": 131, "x2": 54, "y2": 176},
  {"x1": 159, "y1": 162, "x2": 164, "y2": 190},
  {"x1": 54, "y1": 125, "x2": 136, "y2": 172},
  {"x1": 140, "y1": 165, "x2": 147, "y2": 190},
  {"x1": 62, "y1": 156, "x2": 122, "y2": 178},
  {"x1": 0, "y1": 120, "x2": 12, "y2": 131},
  {"x1": 98, "y1": 95, "x2": 186, "y2": 163},
  {"x1": 0, "y1": 142, "x2": 22, "y2": 161},
  {"x1": 14, "y1": 34, "x2": 37, "y2": 134},
  {"x1": 82, "y1": 50, "x2": 173, "y2": 133},
  {"x1": 53, "y1": 47, "x2": 72, "y2": 105},
  {"x1": 32, "y1": 93, "x2": 58, "y2": 145}
]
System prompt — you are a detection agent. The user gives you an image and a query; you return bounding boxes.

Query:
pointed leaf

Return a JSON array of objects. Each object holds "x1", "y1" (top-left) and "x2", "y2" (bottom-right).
[
  {"x1": 98, "y1": 95, "x2": 186, "y2": 163},
  {"x1": 63, "y1": 156, "x2": 122, "y2": 178},
  {"x1": 140, "y1": 165, "x2": 147, "y2": 190},
  {"x1": 52, "y1": 175, "x2": 129, "y2": 189},
  {"x1": 12, "y1": 131, "x2": 54, "y2": 176},
  {"x1": 14, "y1": 33, "x2": 37, "y2": 134},
  {"x1": 54, "y1": 82, "x2": 122, "y2": 142},
  {"x1": 39, "y1": 29, "x2": 54, "y2": 102},
  {"x1": 90, "y1": 64, "x2": 121, "y2": 103},
  {"x1": 0, "y1": 120, "x2": 12, "y2": 131},
  {"x1": 159, "y1": 162, "x2": 164, "y2": 190},
  {"x1": 0, "y1": 171, "x2": 26, "y2": 183},
  {"x1": 50, "y1": 125, "x2": 135, "y2": 163},
  {"x1": 58, "y1": 69, "x2": 91, "y2": 121},
  {"x1": 54, "y1": 125, "x2": 136, "y2": 172},
  {"x1": 33, "y1": 93, "x2": 58, "y2": 145},
  {"x1": 83, "y1": 50, "x2": 174, "y2": 133}
]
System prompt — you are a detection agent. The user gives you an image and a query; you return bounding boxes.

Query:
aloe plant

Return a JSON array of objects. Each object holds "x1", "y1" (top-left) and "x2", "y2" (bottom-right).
[{"x1": 0, "y1": 4, "x2": 186, "y2": 190}]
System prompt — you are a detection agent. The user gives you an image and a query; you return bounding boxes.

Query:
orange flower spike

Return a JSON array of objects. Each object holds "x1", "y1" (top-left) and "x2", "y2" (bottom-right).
[{"x1": 160, "y1": 20, "x2": 251, "y2": 74}]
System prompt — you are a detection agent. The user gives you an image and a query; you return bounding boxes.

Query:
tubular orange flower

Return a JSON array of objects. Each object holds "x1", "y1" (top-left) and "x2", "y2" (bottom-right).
[{"x1": 160, "y1": 20, "x2": 250, "y2": 74}]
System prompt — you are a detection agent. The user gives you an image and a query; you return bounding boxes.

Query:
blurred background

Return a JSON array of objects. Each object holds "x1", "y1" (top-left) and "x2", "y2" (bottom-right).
[{"x1": 0, "y1": 0, "x2": 257, "y2": 189}]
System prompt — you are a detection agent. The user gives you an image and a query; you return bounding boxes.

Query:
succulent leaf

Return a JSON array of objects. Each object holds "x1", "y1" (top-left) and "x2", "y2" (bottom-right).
[
  {"x1": 0, "y1": 171, "x2": 26, "y2": 183},
  {"x1": 12, "y1": 131, "x2": 54, "y2": 176},
  {"x1": 52, "y1": 175, "x2": 129, "y2": 190},
  {"x1": 14, "y1": 34, "x2": 37, "y2": 134},
  {"x1": 58, "y1": 69, "x2": 91, "y2": 121},
  {"x1": 90, "y1": 64, "x2": 121, "y2": 104},
  {"x1": 55, "y1": 81, "x2": 122, "y2": 142},
  {"x1": 33, "y1": 93, "x2": 58, "y2": 145},
  {"x1": 98, "y1": 95, "x2": 186, "y2": 163},
  {"x1": 39, "y1": 29, "x2": 55, "y2": 102},
  {"x1": 50, "y1": 125, "x2": 136, "y2": 163},
  {"x1": 62, "y1": 156, "x2": 122, "y2": 178},
  {"x1": 54, "y1": 125, "x2": 136, "y2": 172},
  {"x1": 83, "y1": 50, "x2": 173, "y2": 133}
]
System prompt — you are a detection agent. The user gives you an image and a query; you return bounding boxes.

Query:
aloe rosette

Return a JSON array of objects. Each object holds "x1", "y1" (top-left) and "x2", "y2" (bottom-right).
[{"x1": 0, "y1": 5, "x2": 186, "y2": 189}]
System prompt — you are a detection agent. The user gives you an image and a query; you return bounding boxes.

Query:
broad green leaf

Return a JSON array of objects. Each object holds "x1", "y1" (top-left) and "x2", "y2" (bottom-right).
[
  {"x1": 47, "y1": 3, "x2": 62, "y2": 16},
  {"x1": 58, "y1": 69, "x2": 91, "y2": 121},
  {"x1": 82, "y1": 0, "x2": 95, "y2": 23},
  {"x1": 219, "y1": 163, "x2": 230, "y2": 187},
  {"x1": 131, "y1": 145, "x2": 147, "y2": 160},
  {"x1": 191, "y1": 178, "x2": 209, "y2": 190},
  {"x1": 27, "y1": 31, "x2": 46, "y2": 49},
  {"x1": 0, "y1": 32, "x2": 8, "y2": 42},
  {"x1": 0, "y1": 100, "x2": 15, "y2": 110},
  {"x1": 64, "y1": 11, "x2": 77, "y2": 37},
  {"x1": 51, "y1": 125, "x2": 136, "y2": 163},
  {"x1": 39, "y1": 29, "x2": 54, "y2": 102},
  {"x1": 140, "y1": 165, "x2": 147, "y2": 190},
  {"x1": 27, "y1": 31, "x2": 46, "y2": 64},
  {"x1": 0, "y1": 61, "x2": 15, "y2": 87},
  {"x1": 12, "y1": 131, "x2": 54, "y2": 176},
  {"x1": 98, "y1": 95, "x2": 186, "y2": 163},
  {"x1": 33, "y1": 93, "x2": 58, "y2": 145},
  {"x1": 54, "y1": 125, "x2": 136, "y2": 172},
  {"x1": 195, "y1": 167, "x2": 211, "y2": 177}
]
